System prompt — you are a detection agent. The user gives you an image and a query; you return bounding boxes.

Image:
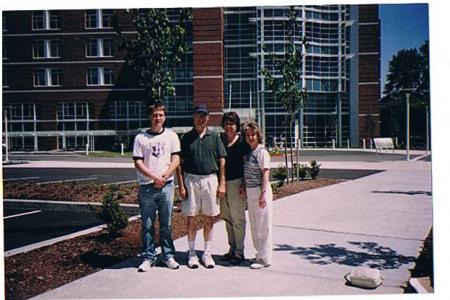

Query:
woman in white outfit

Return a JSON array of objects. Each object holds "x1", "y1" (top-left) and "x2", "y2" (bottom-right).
[{"x1": 243, "y1": 121, "x2": 273, "y2": 269}]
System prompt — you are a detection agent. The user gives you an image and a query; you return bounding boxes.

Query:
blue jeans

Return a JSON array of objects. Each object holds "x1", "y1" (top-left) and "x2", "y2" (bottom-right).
[{"x1": 138, "y1": 182, "x2": 175, "y2": 262}]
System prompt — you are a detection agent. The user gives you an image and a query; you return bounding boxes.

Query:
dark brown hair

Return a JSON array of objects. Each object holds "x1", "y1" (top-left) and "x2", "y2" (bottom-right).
[
  {"x1": 221, "y1": 111, "x2": 241, "y2": 130},
  {"x1": 148, "y1": 103, "x2": 166, "y2": 115}
]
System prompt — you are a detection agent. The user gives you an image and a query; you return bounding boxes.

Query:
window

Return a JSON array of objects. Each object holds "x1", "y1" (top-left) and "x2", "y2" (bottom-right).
[
  {"x1": 85, "y1": 9, "x2": 113, "y2": 29},
  {"x1": 32, "y1": 11, "x2": 59, "y2": 30},
  {"x1": 102, "y1": 10, "x2": 113, "y2": 28},
  {"x1": 33, "y1": 40, "x2": 45, "y2": 58},
  {"x1": 32, "y1": 12, "x2": 44, "y2": 29},
  {"x1": 85, "y1": 38, "x2": 114, "y2": 57},
  {"x1": 34, "y1": 69, "x2": 46, "y2": 86},
  {"x1": 57, "y1": 102, "x2": 92, "y2": 120},
  {"x1": 85, "y1": 10, "x2": 97, "y2": 28},
  {"x1": 102, "y1": 39, "x2": 113, "y2": 56},
  {"x1": 6, "y1": 103, "x2": 35, "y2": 121},
  {"x1": 103, "y1": 67, "x2": 114, "y2": 85},
  {"x1": 86, "y1": 68, "x2": 99, "y2": 85},
  {"x1": 33, "y1": 39, "x2": 60, "y2": 58},
  {"x1": 33, "y1": 68, "x2": 61, "y2": 87},
  {"x1": 86, "y1": 67, "x2": 114, "y2": 86}
]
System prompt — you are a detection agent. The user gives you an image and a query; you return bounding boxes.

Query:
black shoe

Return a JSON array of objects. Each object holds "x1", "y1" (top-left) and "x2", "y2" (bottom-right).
[
  {"x1": 229, "y1": 255, "x2": 245, "y2": 266},
  {"x1": 222, "y1": 253, "x2": 233, "y2": 261}
]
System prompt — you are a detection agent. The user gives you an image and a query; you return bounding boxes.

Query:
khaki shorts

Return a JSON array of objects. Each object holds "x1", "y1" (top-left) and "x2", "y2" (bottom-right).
[{"x1": 182, "y1": 173, "x2": 220, "y2": 217}]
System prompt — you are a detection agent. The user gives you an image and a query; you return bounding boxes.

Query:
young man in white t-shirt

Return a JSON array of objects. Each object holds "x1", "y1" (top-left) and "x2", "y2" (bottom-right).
[{"x1": 133, "y1": 103, "x2": 181, "y2": 271}]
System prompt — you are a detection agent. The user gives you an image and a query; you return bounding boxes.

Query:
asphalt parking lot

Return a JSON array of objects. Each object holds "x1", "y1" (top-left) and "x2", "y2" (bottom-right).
[
  {"x1": 3, "y1": 208, "x2": 104, "y2": 251},
  {"x1": 3, "y1": 168, "x2": 137, "y2": 185}
]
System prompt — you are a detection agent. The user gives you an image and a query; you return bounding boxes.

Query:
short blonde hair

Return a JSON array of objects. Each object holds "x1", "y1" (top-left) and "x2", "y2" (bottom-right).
[{"x1": 242, "y1": 121, "x2": 263, "y2": 144}]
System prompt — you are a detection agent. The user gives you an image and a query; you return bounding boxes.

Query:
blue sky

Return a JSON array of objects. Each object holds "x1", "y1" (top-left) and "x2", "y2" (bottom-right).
[{"x1": 379, "y1": 3, "x2": 429, "y2": 94}]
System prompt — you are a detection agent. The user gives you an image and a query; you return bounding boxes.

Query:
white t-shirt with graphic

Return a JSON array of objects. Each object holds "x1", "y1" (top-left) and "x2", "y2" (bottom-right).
[
  {"x1": 244, "y1": 144, "x2": 271, "y2": 188},
  {"x1": 132, "y1": 128, "x2": 180, "y2": 185}
]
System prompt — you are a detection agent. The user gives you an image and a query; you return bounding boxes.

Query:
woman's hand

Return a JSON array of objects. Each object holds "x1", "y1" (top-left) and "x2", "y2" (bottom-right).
[
  {"x1": 259, "y1": 192, "x2": 266, "y2": 208},
  {"x1": 239, "y1": 184, "x2": 246, "y2": 199}
]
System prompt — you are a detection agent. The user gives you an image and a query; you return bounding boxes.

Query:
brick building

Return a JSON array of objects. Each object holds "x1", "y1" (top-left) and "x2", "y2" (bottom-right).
[{"x1": 2, "y1": 5, "x2": 380, "y2": 151}]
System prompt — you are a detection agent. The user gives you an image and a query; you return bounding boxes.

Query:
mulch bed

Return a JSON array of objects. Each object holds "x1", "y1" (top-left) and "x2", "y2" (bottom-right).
[
  {"x1": 4, "y1": 181, "x2": 139, "y2": 204},
  {"x1": 4, "y1": 178, "x2": 342, "y2": 300}
]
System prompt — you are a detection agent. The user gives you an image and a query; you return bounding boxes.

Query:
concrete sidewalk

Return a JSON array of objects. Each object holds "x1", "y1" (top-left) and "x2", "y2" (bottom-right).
[{"x1": 32, "y1": 159, "x2": 432, "y2": 299}]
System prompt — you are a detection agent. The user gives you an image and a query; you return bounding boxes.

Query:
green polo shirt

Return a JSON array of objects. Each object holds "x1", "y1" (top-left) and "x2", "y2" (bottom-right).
[{"x1": 180, "y1": 128, "x2": 227, "y2": 175}]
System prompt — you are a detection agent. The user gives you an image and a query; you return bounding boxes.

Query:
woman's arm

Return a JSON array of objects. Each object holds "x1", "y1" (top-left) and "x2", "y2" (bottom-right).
[{"x1": 259, "y1": 168, "x2": 270, "y2": 208}]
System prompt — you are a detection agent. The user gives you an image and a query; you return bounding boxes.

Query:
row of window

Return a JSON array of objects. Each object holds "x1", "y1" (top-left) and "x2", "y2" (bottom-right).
[
  {"x1": 6, "y1": 101, "x2": 140, "y2": 120},
  {"x1": 3, "y1": 38, "x2": 116, "y2": 60},
  {"x1": 29, "y1": 10, "x2": 114, "y2": 31},
  {"x1": 29, "y1": 38, "x2": 114, "y2": 59},
  {"x1": 30, "y1": 67, "x2": 114, "y2": 87}
]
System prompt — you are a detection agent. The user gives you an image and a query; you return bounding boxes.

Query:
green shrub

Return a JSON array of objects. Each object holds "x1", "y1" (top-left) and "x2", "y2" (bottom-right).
[
  {"x1": 270, "y1": 182, "x2": 279, "y2": 194},
  {"x1": 310, "y1": 160, "x2": 321, "y2": 179},
  {"x1": 297, "y1": 164, "x2": 310, "y2": 180},
  {"x1": 272, "y1": 165, "x2": 288, "y2": 187},
  {"x1": 90, "y1": 187, "x2": 128, "y2": 236},
  {"x1": 269, "y1": 148, "x2": 281, "y2": 156}
]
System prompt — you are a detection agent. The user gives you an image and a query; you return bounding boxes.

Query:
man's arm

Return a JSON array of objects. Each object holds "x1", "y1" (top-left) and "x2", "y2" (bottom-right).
[
  {"x1": 161, "y1": 153, "x2": 180, "y2": 181},
  {"x1": 216, "y1": 157, "x2": 226, "y2": 199},
  {"x1": 176, "y1": 163, "x2": 187, "y2": 200}
]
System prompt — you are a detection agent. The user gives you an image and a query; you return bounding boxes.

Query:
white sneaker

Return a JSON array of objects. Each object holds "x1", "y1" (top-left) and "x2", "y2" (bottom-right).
[
  {"x1": 138, "y1": 260, "x2": 154, "y2": 272},
  {"x1": 201, "y1": 252, "x2": 216, "y2": 269},
  {"x1": 165, "y1": 257, "x2": 180, "y2": 270},
  {"x1": 187, "y1": 252, "x2": 200, "y2": 269},
  {"x1": 249, "y1": 259, "x2": 270, "y2": 269}
]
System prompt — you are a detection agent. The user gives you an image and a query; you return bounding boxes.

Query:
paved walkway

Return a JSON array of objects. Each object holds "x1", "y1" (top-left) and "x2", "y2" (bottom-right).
[{"x1": 31, "y1": 158, "x2": 432, "y2": 299}]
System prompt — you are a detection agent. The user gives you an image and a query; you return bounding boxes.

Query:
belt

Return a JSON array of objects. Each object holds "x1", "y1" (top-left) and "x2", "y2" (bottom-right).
[{"x1": 143, "y1": 180, "x2": 173, "y2": 188}]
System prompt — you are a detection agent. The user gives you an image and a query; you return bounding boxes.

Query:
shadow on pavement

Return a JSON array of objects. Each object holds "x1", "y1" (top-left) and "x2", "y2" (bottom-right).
[
  {"x1": 274, "y1": 241, "x2": 415, "y2": 270},
  {"x1": 105, "y1": 250, "x2": 245, "y2": 270}
]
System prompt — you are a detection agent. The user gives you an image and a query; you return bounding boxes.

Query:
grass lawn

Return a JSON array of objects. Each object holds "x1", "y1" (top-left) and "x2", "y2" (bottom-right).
[{"x1": 87, "y1": 151, "x2": 133, "y2": 158}]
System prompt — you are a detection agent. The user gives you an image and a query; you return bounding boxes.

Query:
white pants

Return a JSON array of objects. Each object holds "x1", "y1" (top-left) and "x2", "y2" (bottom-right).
[{"x1": 246, "y1": 185, "x2": 273, "y2": 265}]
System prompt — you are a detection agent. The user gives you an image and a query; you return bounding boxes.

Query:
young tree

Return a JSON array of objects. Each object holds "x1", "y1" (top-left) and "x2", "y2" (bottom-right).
[
  {"x1": 113, "y1": 9, "x2": 191, "y2": 106},
  {"x1": 380, "y1": 40, "x2": 429, "y2": 147},
  {"x1": 261, "y1": 6, "x2": 308, "y2": 183}
]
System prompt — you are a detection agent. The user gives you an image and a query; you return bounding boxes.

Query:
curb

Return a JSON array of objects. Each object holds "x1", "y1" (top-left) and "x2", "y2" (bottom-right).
[
  {"x1": 3, "y1": 199, "x2": 140, "y2": 215},
  {"x1": 5, "y1": 215, "x2": 141, "y2": 257}
]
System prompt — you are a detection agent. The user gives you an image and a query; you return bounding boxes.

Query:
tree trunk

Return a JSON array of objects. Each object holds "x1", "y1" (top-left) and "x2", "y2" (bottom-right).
[
  {"x1": 289, "y1": 122, "x2": 294, "y2": 183},
  {"x1": 284, "y1": 130, "x2": 289, "y2": 185}
]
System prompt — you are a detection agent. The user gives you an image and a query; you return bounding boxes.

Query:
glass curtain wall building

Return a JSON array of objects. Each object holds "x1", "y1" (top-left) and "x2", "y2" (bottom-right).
[{"x1": 224, "y1": 5, "x2": 356, "y2": 147}]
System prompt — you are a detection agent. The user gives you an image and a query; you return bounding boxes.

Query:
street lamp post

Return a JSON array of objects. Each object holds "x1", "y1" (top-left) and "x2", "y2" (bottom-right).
[
  {"x1": 399, "y1": 88, "x2": 414, "y2": 161},
  {"x1": 406, "y1": 92, "x2": 411, "y2": 161},
  {"x1": 426, "y1": 104, "x2": 430, "y2": 154}
]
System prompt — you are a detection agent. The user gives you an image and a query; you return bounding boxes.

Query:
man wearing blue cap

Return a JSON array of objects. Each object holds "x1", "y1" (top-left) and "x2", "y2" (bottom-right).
[{"x1": 177, "y1": 104, "x2": 227, "y2": 269}]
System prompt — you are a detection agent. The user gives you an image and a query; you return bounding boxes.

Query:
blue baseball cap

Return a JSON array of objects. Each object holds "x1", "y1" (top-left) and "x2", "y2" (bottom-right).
[{"x1": 193, "y1": 104, "x2": 209, "y2": 115}]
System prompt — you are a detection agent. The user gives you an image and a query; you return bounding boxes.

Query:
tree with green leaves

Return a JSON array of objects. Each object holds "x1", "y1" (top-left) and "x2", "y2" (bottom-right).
[
  {"x1": 380, "y1": 40, "x2": 429, "y2": 148},
  {"x1": 113, "y1": 9, "x2": 191, "y2": 106},
  {"x1": 261, "y1": 6, "x2": 308, "y2": 183}
]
